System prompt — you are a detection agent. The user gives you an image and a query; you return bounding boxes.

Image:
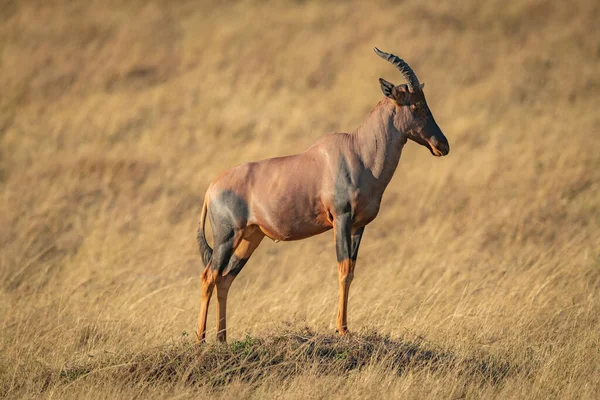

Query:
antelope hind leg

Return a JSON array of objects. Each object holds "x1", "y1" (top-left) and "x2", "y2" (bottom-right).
[{"x1": 215, "y1": 228, "x2": 264, "y2": 342}]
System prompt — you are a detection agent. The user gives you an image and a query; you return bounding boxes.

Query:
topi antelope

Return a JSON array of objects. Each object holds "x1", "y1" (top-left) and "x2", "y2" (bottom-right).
[{"x1": 196, "y1": 48, "x2": 450, "y2": 342}]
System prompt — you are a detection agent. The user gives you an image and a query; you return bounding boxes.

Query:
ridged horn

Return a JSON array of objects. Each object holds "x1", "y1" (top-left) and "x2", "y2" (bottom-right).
[{"x1": 373, "y1": 47, "x2": 420, "y2": 92}]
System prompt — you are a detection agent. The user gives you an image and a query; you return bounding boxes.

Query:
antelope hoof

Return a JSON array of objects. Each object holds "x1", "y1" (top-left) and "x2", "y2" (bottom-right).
[
  {"x1": 216, "y1": 333, "x2": 227, "y2": 343},
  {"x1": 336, "y1": 328, "x2": 350, "y2": 336},
  {"x1": 195, "y1": 333, "x2": 206, "y2": 345}
]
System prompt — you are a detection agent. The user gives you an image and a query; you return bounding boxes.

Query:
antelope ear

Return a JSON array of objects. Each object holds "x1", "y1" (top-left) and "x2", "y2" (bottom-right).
[
  {"x1": 379, "y1": 78, "x2": 406, "y2": 104},
  {"x1": 379, "y1": 78, "x2": 396, "y2": 99}
]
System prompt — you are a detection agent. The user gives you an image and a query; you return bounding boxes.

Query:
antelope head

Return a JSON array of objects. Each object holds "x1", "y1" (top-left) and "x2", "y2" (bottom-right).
[{"x1": 374, "y1": 47, "x2": 449, "y2": 157}]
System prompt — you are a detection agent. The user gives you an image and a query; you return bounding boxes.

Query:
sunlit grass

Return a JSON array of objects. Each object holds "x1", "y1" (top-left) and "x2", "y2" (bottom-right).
[{"x1": 0, "y1": 0, "x2": 599, "y2": 398}]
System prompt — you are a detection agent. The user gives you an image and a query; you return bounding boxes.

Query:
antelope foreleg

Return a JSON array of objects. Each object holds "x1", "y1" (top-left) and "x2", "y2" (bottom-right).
[
  {"x1": 334, "y1": 221, "x2": 364, "y2": 335},
  {"x1": 336, "y1": 259, "x2": 354, "y2": 335}
]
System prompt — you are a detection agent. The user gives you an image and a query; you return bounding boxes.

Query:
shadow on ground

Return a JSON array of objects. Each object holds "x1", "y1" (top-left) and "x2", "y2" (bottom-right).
[{"x1": 47, "y1": 327, "x2": 513, "y2": 391}]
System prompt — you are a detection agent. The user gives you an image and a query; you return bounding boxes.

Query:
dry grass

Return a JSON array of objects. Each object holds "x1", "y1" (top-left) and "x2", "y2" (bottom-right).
[{"x1": 1, "y1": 0, "x2": 599, "y2": 398}]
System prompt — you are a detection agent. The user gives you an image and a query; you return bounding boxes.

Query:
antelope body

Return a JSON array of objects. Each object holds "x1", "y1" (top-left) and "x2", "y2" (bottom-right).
[{"x1": 196, "y1": 48, "x2": 450, "y2": 342}]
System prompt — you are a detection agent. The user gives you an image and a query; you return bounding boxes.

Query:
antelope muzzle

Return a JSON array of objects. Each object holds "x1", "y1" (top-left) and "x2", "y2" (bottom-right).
[
  {"x1": 424, "y1": 120, "x2": 450, "y2": 157},
  {"x1": 428, "y1": 135, "x2": 449, "y2": 157}
]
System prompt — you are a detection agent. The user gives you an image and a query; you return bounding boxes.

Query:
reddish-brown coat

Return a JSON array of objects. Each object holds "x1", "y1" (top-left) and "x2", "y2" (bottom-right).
[{"x1": 196, "y1": 50, "x2": 450, "y2": 342}]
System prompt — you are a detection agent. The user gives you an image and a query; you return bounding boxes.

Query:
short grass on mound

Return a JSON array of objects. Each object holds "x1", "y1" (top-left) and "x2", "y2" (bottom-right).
[{"x1": 11, "y1": 327, "x2": 512, "y2": 397}]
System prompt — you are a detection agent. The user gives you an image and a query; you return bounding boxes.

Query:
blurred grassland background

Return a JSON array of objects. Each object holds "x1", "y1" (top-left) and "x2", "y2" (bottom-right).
[{"x1": 0, "y1": 0, "x2": 599, "y2": 398}]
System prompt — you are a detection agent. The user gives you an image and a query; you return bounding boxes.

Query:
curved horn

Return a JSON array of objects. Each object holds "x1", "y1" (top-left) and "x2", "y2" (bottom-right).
[{"x1": 373, "y1": 47, "x2": 420, "y2": 92}]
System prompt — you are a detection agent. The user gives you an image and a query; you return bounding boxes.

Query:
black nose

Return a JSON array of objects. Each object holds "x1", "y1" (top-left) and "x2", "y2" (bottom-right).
[{"x1": 431, "y1": 135, "x2": 450, "y2": 155}]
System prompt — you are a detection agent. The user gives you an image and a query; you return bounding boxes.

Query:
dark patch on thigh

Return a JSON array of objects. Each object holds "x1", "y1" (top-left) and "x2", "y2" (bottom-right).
[
  {"x1": 209, "y1": 190, "x2": 249, "y2": 242},
  {"x1": 208, "y1": 190, "x2": 250, "y2": 274},
  {"x1": 218, "y1": 190, "x2": 249, "y2": 223}
]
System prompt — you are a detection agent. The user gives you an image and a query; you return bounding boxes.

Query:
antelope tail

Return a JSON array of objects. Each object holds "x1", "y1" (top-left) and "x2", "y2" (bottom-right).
[{"x1": 197, "y1": 198, "x2": 213, "y2": 267}]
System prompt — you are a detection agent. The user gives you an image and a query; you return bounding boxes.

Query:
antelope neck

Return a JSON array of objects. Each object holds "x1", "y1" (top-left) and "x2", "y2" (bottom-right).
[{"x1": 352, "y1": 99, "x2": 407, "y2": 185}]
